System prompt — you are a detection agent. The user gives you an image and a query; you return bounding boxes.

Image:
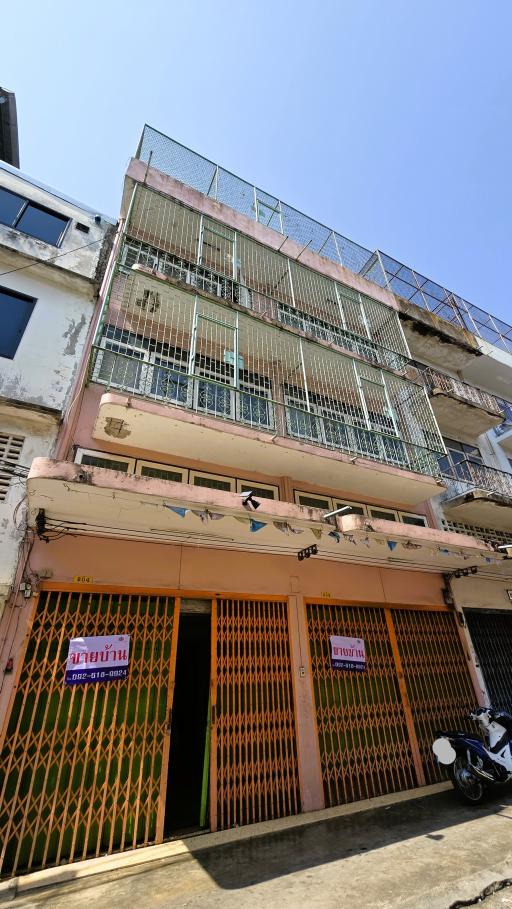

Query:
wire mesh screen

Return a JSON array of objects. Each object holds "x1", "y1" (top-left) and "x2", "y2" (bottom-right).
[
  {"x1": 92, "y1": 271, "x2": 443, "y2": 475},
  {"x1": 137, "y1": 126, "x2": 512, "y2": 354},
  {"x1": 125, "y1": 186, "x2": 410, "y2": 371}
]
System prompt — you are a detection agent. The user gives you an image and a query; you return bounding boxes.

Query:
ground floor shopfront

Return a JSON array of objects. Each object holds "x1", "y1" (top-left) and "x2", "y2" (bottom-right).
[{"x1": 0, "y1": 540, "x2": 481, "y2": 878}]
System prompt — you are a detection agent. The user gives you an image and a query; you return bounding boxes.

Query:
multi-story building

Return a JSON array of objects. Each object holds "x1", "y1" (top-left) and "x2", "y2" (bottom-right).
[
  {"x1": 1, "y1": 127, "x2": 511, "y2": 878},
  {"x1": 0, "y1": 162, "x2": 114, "y2": 652}
]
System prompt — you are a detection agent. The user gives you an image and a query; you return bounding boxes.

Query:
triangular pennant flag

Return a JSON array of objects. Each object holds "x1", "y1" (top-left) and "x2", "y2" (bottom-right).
[
  {"x1": 328, "y1": 531, "x2": 340, "y2": 543},
  {"x1": 344, "y1": 534, "x2": 357, "y2": 545},
  {"x1": 234, "y1": 516, "x2": 250, "y2": 524},
  {"x1": 402, "y1": 540, "x2": 421, "y2": 551},
  {"x1": 439, "y1": 547, "x2": 451, "y2": 556},
  {"x1": 273, "y1": 521, "x2": 291, "y2": 534},
  {"x1": 250, "y1": 519, "x2": 267, "y2": 533},
  {"x1": 209, "y1": 513, "x2": 225, "y2": 521},
  {"x1": 387, "y1": 540, "x2": 398, "y2": 551},
  {"x1": 165, "y1": 505, "x2": 189, "y2": 518},
  {"x1": 290, "y1": 526, "x2": 304, "y2": 535},
  {"x1": 191, "y1": 509, "x2": 209, "y2": 523},
  {"x1": 362, "y1": 536, "x2": 371, "y2": 547},
  {"x1": 311, "y1": 528, "x2": 322, "y2": 540}
]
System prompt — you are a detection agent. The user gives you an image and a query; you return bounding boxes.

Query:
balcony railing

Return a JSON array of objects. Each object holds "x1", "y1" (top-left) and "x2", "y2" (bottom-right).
[
  {"x1": 121, "y1": 238, "x2": 408, "y2": 373},
  {"x1": 90, "y1": 271, "x2": 445, "y2": 478},
  {"x1": 420, "y1": 367, "x2": 504, "y2": 416},
  {"x1": 442, "y1": 458, "x2": 512, "y2": 500},
  {"x1": 90, "y1": 346, "x2": 441, "y2": 477},
  {"x1": 136, "y1": 125, "x2": 512, "y2": 355},
  {"x1": 124, "y1": 186, "x2": 411, "y2": 369}
]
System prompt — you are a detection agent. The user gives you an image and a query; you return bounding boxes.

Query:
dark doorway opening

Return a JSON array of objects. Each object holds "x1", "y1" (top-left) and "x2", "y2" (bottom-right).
[{"x1": 164, "y1": 613, "x2": 211, "y2": 836}]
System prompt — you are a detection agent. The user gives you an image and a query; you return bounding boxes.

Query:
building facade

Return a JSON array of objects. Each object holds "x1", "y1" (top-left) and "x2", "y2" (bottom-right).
[
  {"x1": 0, "y1": 129, "x2": 511, "y2": 877},
  {"x1": 0, "y1": 163, "x2": 114, "y2": 630}
]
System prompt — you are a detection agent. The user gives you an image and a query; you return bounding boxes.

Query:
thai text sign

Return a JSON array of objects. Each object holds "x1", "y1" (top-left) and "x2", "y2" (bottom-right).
[
  {"x1": 330, "y1": 635, "x2": 366, "y2": 671},
  {"x1": 65, "y1": 635, "x2": 130, "y2": 685}
]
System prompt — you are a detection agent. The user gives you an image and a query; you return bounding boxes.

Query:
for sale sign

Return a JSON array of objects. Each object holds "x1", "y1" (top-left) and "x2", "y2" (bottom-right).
[
  {"x1": 65, "y1": 635, "x2": 130, "y2": 685},
  {"x1": 330, "y1": 635, "x2": 366, "y2": 671}
]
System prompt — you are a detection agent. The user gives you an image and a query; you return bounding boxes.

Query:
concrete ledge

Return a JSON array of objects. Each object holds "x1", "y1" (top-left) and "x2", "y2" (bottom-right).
[{"x1": 0, "y1": 781, "x2": 451, "y2": 901}]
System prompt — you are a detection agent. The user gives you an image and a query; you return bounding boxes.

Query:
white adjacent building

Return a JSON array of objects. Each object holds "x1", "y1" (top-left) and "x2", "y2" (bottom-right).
[{"x1": 0, "y1": 162, "x2": 114, "y2": 616}]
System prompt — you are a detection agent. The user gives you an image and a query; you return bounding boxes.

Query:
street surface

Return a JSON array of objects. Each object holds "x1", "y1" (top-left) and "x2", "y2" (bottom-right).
[{"x1": 10, "y1": 787, "x2": 512, "y2": 909}]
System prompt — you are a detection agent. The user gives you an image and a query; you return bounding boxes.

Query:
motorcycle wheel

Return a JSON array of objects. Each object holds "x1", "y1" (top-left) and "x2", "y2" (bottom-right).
[{"x1": 449, "y1": 756, "x2": 486, "y2": 804}]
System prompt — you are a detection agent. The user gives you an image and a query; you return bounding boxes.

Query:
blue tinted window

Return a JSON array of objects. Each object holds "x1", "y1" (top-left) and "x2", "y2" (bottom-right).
[
  {"x1": 0, "y1": 286, "x2": 36, "y2": 358},
  {"x1": 17, "y1": 204, "x2": 68, "y2": 245},
  {"x1": 0, "y1": 188, "x2": 25, "y2": 226}
]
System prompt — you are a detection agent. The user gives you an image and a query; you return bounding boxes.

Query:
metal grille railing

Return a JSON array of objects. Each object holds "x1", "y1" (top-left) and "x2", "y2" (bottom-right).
[
  {"x1": 420, "y1": 367, "x2": 504, "y2": 416},
  {"x1": 91, "y1": 272, "x2": 445, "y2": 477},
  {"x1": 137, "y1": 125, "x2": 512, "y2": 355},
  {"x1": 442, "y1": 458, "x2": 512, "y2": 499},
  {"x1": 125, "y1": 185, "x2": 410, "y2": 370}
]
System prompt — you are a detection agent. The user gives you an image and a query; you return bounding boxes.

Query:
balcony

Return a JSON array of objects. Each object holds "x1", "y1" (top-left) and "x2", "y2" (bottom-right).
[
  {"x1": 441, "y1": 459, "x2": 512, "y2": 531},
  {"x1": 136, "y1": 125, "x2": 512, "y2": 356},
  {"x1": 120, "y1": 185, "x2": 410, "y2": 375},
  {"x1": 89, "y1": 272, "x2": 446, "y2": 506},
  {"x1": 419, "y1": 366, "x2": 504, "y2": 439},
  {"x1": 27, "y1": 459, "x2": 502, "y2": 573}
]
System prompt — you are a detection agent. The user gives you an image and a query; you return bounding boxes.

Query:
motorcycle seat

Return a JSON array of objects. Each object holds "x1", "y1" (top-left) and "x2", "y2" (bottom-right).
[{"x1": 493, "y1": 712, "x2": 512, "y2": 733}]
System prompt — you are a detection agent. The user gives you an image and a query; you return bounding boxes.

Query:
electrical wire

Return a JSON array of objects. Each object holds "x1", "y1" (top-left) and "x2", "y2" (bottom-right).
[{"x1": 0, "y1": 237, "x2": 105, "y2": 278}]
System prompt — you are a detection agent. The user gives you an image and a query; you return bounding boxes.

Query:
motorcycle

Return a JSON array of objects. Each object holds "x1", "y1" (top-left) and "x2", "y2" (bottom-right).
[{"x1": 432, "y1": 706, "x2": 512, "y2": 803}]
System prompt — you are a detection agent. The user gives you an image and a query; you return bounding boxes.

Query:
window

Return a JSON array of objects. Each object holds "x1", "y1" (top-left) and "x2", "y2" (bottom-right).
[
  {"x1": 439, "y1": 438, "x2": 483, "y2": 480},
  {"x1": 334, "y1": 500, "x2": 366, "y2": 516},
  {"x1": 93, "y1": 327, "x2": 149, "y2": 392},
  {"x1": 0, "y1": 434, "x2": 24, "y2": 501},
  {"x1": 151, "y1": 347, "x2": 190, "y2": 405},
  {"x1": 135, "y1": 460, "x2": 187, "y2": 483},
  {"x1": 75, "y1": 449, "x2": 135, "y2": 472},
  {"x1": 190, "y1": 471, "x2": 235, "y2": 492},
  {"x1": 399, "y1": 513, "x2": 428, "y2": 527},
  {"x1": 237, "y1": 480, "x2": 278, "y2": 501},
  {"x1": 0, "y1": 286, "x2": 36, "y2": 358},
  {"x1": 295, "y1": 492, "x2": 333, "y2": 510},
  {"x1": 0, "y1": 187, "x2": 69, "y2": 245},
  {"x1": 368, "y1": 507, "x2": 398, "y2": 522}
]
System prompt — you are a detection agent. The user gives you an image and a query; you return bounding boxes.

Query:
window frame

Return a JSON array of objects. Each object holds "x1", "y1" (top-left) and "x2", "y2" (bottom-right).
[
  {"x1": 93, "y1": 332, "x2": 150, "y2": 392},
  {"x1": 189, "y1": 470, "x2": 236, "y2": 492},
  {"x1": 134, "y1": 460, "x2": 188, "y2": 483},
  {"x1": 75, "y1": 448, "x2": 135, "y2": 472},
  {"x1": 236, "y1": 479, "x2": 279, "y2": 500},
  {"x1": 398, "y1": 512, "x2": 428, "y2": 527},
  {"x1": 0, "y1": 186, "x2": 70, "y2": 247},
  {"x1": 0, "y1": 284, "x2": 37, "y2": 359},
  {"x1": 294, "y1": 491, "x2": 333, "y2": 511}
]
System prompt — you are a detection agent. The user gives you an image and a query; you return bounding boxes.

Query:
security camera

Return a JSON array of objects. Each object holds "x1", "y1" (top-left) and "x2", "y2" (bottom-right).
[{"x1": 238, "y1": 491, "x2": 261, "y2": 510}]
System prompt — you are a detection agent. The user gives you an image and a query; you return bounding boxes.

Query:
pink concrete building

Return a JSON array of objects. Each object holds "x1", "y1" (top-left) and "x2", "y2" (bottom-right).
[{"x1": 1, "y1": 128, "x2": 512, "y2": 878}]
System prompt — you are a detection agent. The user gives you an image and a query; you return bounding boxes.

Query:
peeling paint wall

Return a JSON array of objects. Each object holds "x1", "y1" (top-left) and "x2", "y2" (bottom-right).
[{"x1": 0, "y1": 166, "x2": 113, "y2": 282}]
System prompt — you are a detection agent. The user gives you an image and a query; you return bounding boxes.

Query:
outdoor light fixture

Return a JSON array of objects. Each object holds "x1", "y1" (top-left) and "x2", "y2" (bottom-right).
[
  {"x1": 298, "y1": 545, "x2": 318, "y2": 561},
  {"x1": 239, "y1": 491, "x2": 261, "y2": 510},
  {"x1": 323, "y1": 506, "x2": 352, "y2": 520}
]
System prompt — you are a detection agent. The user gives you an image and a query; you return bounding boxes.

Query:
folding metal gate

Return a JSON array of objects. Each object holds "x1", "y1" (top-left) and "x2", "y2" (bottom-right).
[
  {"x1": 0, "y1": 588, "x2": 179, "y2": 877},
  {"x1": 306, "y1": 601, "x2": 476, "y2": 807},
  {"x1": 465, "y1": 610, "x2": 512, "y2": 712},
  {"x1": 210, "y1": 597, "x2": 300, "y2": 830}
]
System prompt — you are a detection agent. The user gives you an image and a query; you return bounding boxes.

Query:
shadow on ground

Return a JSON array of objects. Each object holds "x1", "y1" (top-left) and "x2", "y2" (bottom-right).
[{"x1": 188, "y1": 786, "x2": 512, "y2": 890}]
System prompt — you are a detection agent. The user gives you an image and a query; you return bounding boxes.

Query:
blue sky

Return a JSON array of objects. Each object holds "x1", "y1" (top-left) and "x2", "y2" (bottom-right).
[{"x1": 3, "y1": 0, "x2": 512, "y2": 324}]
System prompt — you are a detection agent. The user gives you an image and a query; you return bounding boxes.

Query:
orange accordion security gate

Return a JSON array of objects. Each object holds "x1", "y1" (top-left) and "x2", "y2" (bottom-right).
[
  {"x1": 0, "y1": 587, "x2": 180, "y2": 877},
  {"x1": 306, "y1": 600, "x2": 476, "y2": 808},
  {"x1": 210, "y1": 596, "x2": 301, "y2": 831}
]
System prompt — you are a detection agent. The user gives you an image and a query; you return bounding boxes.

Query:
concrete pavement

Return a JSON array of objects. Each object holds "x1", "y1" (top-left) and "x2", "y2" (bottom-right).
[{"x1": 8, "y1": 786, "x2": 512, "y2": 909}]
